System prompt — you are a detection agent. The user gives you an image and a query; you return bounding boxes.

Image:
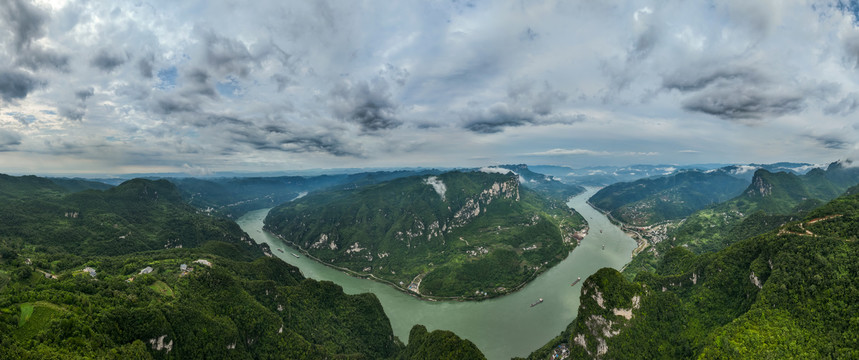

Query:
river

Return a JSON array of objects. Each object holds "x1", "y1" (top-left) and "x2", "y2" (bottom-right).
[{"x1": 236, "y1": 187, "x2": 636, "y2": 360}]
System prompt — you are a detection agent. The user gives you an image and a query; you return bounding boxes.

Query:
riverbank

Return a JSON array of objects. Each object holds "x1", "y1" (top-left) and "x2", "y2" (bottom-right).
[
  {"x1": 237, "y1": 188, "x2": 638, "y2": 360},
  {"x1": 262, "y1": 226, "x2": 573, "y2": 302},
  {"x1": 586, "y1": 200, "x2": 649, "y2": 258}
]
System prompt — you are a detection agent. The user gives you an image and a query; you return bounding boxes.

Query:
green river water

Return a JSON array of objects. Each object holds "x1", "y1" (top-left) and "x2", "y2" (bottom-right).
[{"x1": 236, "y1": 187, "x2": 636, "y2": 360}]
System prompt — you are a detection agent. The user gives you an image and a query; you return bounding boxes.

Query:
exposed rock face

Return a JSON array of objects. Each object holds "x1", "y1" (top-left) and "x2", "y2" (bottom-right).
[
  {"x1": 573, "y1": 272, "x2": 643, "y2": 359},
  {"x1": 750, "y1": 271, "x2": 762, "y2": 289},
  {"x1": 149, "y1": 335, "x2": 173, "y2": 353},
  {"x1": 746, "y1": 173, "x2": 773, "y2": 197}
]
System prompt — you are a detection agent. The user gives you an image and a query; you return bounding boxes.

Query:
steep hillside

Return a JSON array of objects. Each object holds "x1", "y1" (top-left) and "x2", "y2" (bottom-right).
[
  {"x1": 670, "y1": 167, "x2": 855, "y2": 252},
  {"x1": 621, "y1": 163, "x2": 859, "y2": 277},
  {"x1": 589, "y1": 170, "x2": 748, "y2": 226},
  {"x1": 0, "y1": 174, "x2": 487, "y2": 359},
  {"x1": 0, "y1": 177, "x2": 254, "y2": 257},
  {"x1": 265, "y1": 171, "x2": 586, "y2": 299},
  {"x1": 526, "y1": 188, "x2": 859, "y2": 359}
]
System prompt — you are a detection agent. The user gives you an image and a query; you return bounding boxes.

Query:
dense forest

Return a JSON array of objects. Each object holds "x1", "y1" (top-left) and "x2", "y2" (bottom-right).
[
  {"x1": 265, "y1": 170, "x2": 586, "y2": 298},
  {"x1": 171, "y1": 170, "x2": 443, "y2": 219},
  {"x1": 524, "y1": 183, "x2": 859, "y2": 359},
  {"x1": 589, "y1": 169, "x2": 750, "y2": 226},
  {"x1": 0, "y1": 174, "x2": 485, "y2": 359},
  {"x1": 617, "y1": 162, "x2": 859, "y2": 278}
]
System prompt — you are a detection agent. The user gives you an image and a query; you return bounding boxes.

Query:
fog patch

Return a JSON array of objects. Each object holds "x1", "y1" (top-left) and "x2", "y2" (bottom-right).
[{"x1": 424, "y1": 176, "x2": 447, "y2": 201}]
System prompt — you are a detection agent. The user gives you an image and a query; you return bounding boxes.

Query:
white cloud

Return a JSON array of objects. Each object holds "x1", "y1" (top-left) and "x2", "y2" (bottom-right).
[{"x1": 0, "y1": 0, "x2": 857, "y2": 173}]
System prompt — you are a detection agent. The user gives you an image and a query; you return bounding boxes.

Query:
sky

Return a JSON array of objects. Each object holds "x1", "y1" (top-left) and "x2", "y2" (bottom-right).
[{"x1": 1, "y1": 0, "x2": 859, "y2": 175}]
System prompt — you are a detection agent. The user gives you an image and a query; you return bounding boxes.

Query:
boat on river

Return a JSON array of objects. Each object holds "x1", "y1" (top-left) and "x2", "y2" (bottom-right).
[
  {"x1": 571, "y1": 277, "x2": 581, "y2": 286},
  {"x1": 530, "y1": 298, "x2": 544, "y2": 307},
  {"x1": 277, "y1": 248, "x2": 284, "y2": 253},
  {"x1": 292, "y1": 253, "x2": 300, "y2": 258}
]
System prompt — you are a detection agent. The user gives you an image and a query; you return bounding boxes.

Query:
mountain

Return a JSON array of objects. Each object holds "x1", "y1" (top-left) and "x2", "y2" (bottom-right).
[
  {"x1": 525, "y1": 187, "x2": 859, "y2": 359},
  {"x1": 589, "y1": 170, "x2": 749, "y2": 226},
  {"x1": 497, "y1": 164, "x2": 586, "y2": 201},
  {"x1": 0, "y1": 177, "x2": 255, "y2": 257},
  {"x1": 0, "y1": 174, "x2": 486, "y2": 359},
  {"x1": 171, "y1": 170, "x2": 443, "y2": 218},
  {"x1": 623, "y1": 163, "x2": 859, "y2": 278},
  {"x1": 265, "y1": 170, "x2": 586, "y2": 299},
  {"x1": 671, "y1": 165, "x2": 859, "y2": 252}
]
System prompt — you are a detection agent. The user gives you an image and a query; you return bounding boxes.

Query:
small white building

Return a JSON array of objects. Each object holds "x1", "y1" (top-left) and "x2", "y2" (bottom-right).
[{"x1": 139, "y1": 266, "x2": 153, "y2": 275}]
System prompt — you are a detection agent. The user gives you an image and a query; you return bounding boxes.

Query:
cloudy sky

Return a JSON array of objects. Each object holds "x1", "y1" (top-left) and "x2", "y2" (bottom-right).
[{"x1": 1, "y1": 0, "x2": 859, "y2": 175}]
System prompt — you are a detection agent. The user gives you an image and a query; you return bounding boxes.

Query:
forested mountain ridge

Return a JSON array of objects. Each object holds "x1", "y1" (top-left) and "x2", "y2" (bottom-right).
[
  {"x1": 171, "y1": 170, "x2": 442, "y2": 218},
  {"x1": 589, "y1": 170, "x2": 749, "y2": 226},
  {"x1": 669, "y1": 165, "x2": 859, "y2": 253},
  {"x1": 265, "y1": 170, "x2": 586, "y2": 299},
  {"x1": 528, "y1": 186, "x2": 859, "y2": 359},
  {"x1": 0, "y1": 174, "x2": 486, "y2": 359},
  {"x1": 0, "y1": 176, "x2": 256, "y2": 257},
  {"x1": 614, "y1": 162, "x2": 859, "y2": 277}
]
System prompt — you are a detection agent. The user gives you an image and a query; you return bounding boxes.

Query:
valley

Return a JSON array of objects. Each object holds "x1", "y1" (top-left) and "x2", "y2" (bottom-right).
[{"x1": 238, "y1": 187, "x2": 637, "y2": 360}]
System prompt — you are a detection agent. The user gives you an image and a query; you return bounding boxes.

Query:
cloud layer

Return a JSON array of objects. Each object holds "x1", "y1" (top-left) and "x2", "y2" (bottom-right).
[{"x1": 0, "y1": 0, "x2": 858, "y2": 174}]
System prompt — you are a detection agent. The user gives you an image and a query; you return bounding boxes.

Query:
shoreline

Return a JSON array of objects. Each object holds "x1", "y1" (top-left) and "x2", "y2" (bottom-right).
[
  {"x1": 256, "y1": 193, "x2": 592, "y2": 303},
  {"x1": 263, "y1": 226, "x2": 572, "y2": 302},
  {"x1": 585, "y1": 200, "x2": 649, "y2": 258}
]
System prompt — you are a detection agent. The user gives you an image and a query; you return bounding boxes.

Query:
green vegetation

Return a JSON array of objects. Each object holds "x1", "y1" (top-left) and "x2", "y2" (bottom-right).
[
  {"x1": 0, "y1": 174, "x2": 487, "y2": 359},
  {"x1": 265, "y1": 170, "x2": 586, "y2": 298},
  {"x1": 172, "y1": 170, "x2": 441, "y2": 218},
  {"x1": 149, "y1": 281, "x2": 174, "y2": 297},
  {"x1": 590, "y1": 170, "x2": 748, "y2": 226},
  {"x1": 396, "y1": 325, "x2": 486, "y2": 360},
  {"x1": 527, "y1": 187, "x2": 859, "y2": 359},
  {"x1": 620, "y1": 164, "x2": 859, "y2": 279}
]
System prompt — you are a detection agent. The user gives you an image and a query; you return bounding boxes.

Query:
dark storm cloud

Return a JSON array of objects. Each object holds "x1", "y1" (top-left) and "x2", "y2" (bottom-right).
[
  {"x1": 0, "y1": 69, "x2": 43, "y2": 102},
  {"x1": 0, "y1": 0, "x2": 46, "y2": 51},
  {"x1": 226, "y1": 120, "x2": 358, "y2": 157},
  {"x1": 138, "y1": 56, "x2": 154, "y2": 78},
  {"x1": 59, "y1": 106, "x2": 85, "y2": 121},
  {"x1": 15, "y1": 47, "x2": 70, "y2": 72},
  {"x1": 90, "y1": 49, "x2": 127, "y2": 72},
  {"x1": 272, "y1": 74, "x2": 292, "y2": 92},
  {"x1": 807, "y1": 134, "x2": 852, "y2": 150},
  {"x1": 663, "y1": 63, "x2": 816, "y2": 121},
  {"x1": 462, "y1": 103, "x2": 585, "y2": 134},
  {"x1": 75, "y1": 87, "x2": 94, "y2": 101},
  {"x1": 0, "y1": 129, "x2": 22, "y2": 151},
  {"x1": 662, "y1": 66, "x2": 764, "y2": 92},
  {"x1": 183, "y1": 68, "x2": 217, "y2": 98},
  {"x1": 463, "y1": 104, "x2": 535, "y2": 133},
  {"x1": 153, "y1": 97, "x2": 199, "y2": 115},
  {"x1": 464, "y1": 81, "x2": 577, "y2": 133},
  {"x1": 331, "y1": 80, "x2": 402, "y2": 132},
  {"x1": 681, "y1": 87, "x2": 805, "y2": 120},
  {"x1": 202, "y1": 31, "x2": 255, "y2": 77}
]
